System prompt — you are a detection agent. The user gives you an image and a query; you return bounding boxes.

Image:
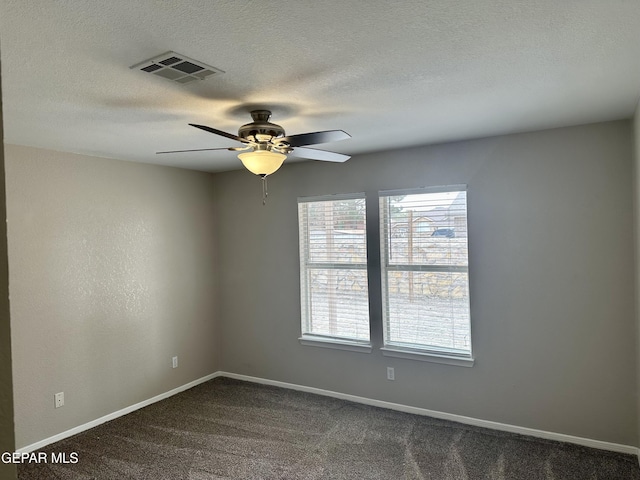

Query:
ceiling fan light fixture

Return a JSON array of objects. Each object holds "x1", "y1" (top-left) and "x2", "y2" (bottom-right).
[
  {"x1": 161, "y1": 110, "x2": 351, "y2": 203},
  {"x1": 238, "y1": 150, "x2": 286, "y2": 176}
]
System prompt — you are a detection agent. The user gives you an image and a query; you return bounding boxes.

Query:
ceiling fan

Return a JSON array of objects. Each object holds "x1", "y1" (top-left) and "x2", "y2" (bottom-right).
[{"x1": 157, "y1": 109, "x2": 351, "y2": 178}]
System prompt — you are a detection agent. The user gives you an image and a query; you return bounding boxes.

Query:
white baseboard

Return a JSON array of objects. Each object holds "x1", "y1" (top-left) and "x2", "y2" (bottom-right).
[
  {"x1": 219, "y1": 371, "x2": 640, "y2": 458},
  {"x1": 16, "y1": 372, "x2": 222, "y2": 454},
  {"x1": 17, "y1": 370, "x2": 640, "y2": 462}
]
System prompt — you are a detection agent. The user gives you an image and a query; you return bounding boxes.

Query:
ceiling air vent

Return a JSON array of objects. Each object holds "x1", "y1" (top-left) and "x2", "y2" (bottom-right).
[{"x1": 131, "y1": 51, "x2": 224, "y2": 84}]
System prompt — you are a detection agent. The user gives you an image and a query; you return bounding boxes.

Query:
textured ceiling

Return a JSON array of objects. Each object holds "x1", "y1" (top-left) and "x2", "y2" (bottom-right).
[{"x1": 1, "y1": 0, "x2": 640, "y2": 172}]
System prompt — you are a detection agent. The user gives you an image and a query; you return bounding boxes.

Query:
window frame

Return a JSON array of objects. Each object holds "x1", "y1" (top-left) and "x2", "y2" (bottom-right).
[
  {"x1": 378, "y1": 185, "x2": 474, "y2": 365},
  {"x1": 297, "y1": 193, "x2": 372, "y2": 353}
]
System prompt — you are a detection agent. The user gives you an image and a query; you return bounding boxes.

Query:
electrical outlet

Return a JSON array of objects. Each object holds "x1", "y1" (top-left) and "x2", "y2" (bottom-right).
[
  {"x1": 54, "y1": 392, "x2": 64, "y2": 408},
  {"x1": 172, "y1": 356, "x2": 178, "y2": 369},
  {"x1": 387, "y1": 367, "x2": 395, "y2": 381}
]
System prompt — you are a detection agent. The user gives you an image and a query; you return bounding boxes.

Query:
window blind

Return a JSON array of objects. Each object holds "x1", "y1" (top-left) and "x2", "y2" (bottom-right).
[
  {"x1": 379, "y1": 187, "x2": 471, "y2": 356},
  {"x1": 298, "y1": 195, "x2": 370, "y2": 343}
]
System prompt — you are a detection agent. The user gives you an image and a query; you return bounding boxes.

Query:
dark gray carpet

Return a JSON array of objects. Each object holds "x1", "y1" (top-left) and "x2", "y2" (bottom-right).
[{"x1": 18, "y1": 377, "x2": 640, "y2": 479}]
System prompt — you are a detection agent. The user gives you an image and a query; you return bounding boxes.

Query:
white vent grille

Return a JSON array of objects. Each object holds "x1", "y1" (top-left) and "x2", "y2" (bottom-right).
[{"x1": 131, "y1": 51, "x2": 224, "y2": 84}]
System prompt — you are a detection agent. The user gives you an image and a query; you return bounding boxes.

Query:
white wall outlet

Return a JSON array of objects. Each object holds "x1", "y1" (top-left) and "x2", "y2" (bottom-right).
[
  {"x1": 54, "y1": 392, "x2": 64, "y2": 408},
  {"x1": 387, "y1": 367, "x2": 395, "y2": 381},
  {"x1": 172, "y1": 356, "x2": 178, "y2": 369}
]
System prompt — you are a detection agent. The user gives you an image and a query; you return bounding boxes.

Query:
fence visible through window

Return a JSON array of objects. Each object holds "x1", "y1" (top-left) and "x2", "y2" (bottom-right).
[
  {"x1": 298, "y1": 195, "x2": 370, "y2": 343},
  {"x1": 380, "y1": 188, "x2": 472, "y2": 356}
]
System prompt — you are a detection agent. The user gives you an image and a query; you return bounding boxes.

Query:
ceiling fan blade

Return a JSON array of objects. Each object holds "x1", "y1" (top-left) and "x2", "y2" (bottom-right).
[
  {"x1": 189, "y1": 123, "x2": 250, "y2": 144},
  {"x1": 280, "y1": 130, "x2": 350, "y2": 147},
  {"x1": 156, "y1": 147, "x2": 234, "y2": 154},
  {"x1": 292, "y1": 147, "x2": 350, "y2": 162}
]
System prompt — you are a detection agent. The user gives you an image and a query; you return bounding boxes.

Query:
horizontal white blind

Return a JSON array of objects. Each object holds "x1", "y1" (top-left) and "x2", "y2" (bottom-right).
[
  {"x1": 379, "y1": 188, "x2": 471, "y2": 356},
  {"x1": 298, "y1": 196, "x2": 370, "y2": 342}
]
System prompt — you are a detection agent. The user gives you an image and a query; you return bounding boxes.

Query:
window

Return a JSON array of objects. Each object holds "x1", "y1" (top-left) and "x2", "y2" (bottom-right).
[
  {"x1": 379, "y1": 187, "x2": 472, "y2": 361},
  {"x1": 298, "y1": 194, "x2": 371, "y2": 350}
]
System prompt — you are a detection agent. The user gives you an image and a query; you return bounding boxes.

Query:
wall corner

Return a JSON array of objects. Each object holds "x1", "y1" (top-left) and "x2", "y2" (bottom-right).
[
  {"x1": 633, "y1": 101, "x2": 640, "y2": 450},
  {"x1": 0, "y1": 51, "x2": 18, "y2": 479}
]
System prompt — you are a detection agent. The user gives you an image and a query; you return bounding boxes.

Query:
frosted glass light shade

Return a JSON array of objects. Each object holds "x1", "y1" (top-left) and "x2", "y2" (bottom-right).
[{"x1": 238, "y1": 150, "x2": 286, "y2": 176}]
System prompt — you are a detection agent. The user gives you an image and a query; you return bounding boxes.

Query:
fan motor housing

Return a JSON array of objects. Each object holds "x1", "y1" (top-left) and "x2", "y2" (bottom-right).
[{"x1": 238, "y1": 110, "x2": 286, "y2": 141}]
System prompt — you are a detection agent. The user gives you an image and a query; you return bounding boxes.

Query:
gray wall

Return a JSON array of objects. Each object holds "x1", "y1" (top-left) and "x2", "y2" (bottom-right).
[
  {"x1": 5, "y1": 145, "x2": 220, "y2": 448},
  {"x1": 0, "y1": 55, "x2": 18, "y2": 480},
  {"x1": 214, "y1": 121, "x2": 637, "y2": 446},
  {"x1": 634, "y1": 106, "x2": 640, "y2": 449}
]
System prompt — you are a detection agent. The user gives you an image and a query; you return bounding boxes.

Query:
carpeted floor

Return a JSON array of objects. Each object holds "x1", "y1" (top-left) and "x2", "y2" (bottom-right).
[{"x1": 18, "y1": 377, "x2": 640, "y2": 479}]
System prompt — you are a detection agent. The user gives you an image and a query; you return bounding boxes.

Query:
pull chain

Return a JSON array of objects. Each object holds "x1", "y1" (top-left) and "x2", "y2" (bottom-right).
[{"x1": 261, "y1": 175, "x2": 268, "y2": 205}]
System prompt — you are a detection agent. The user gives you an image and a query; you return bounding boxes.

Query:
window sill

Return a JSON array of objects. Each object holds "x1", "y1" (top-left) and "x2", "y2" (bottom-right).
[
  {"x1": 380, "y1": 347, "x2": 474, "y2": 367},
  {"x1": 299, "y1": 336, "x2": 373, "y2": 353}
]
